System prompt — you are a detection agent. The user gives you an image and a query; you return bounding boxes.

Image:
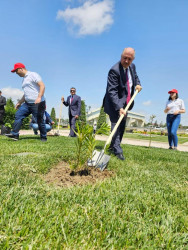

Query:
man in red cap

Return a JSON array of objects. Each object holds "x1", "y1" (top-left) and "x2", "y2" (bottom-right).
[{"x1": 5, "y1": 63, "x2": 47, "y2": 141}]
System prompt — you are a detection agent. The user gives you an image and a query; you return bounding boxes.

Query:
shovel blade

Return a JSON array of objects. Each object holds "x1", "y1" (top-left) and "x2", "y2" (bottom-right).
[
  {"x1": 87, "y1": 150, "x2": 110, "y2": 171},
  {"x1": 87, "y1": 150, "x2": 101, "y2": 167},
  {"x1": 96, "y1": 154, "x2": 111, "y2": 171}
]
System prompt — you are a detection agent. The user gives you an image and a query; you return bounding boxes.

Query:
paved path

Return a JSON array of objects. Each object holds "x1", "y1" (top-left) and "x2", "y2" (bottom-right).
[{"x1": 20, "y1": 129, "x2": 188, "y2": 152}]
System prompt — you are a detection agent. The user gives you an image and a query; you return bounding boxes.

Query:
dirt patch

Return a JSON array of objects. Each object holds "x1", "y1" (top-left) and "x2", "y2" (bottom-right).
[{"x1": 44, "y1": 162, "x2": 114, "y2": 188}]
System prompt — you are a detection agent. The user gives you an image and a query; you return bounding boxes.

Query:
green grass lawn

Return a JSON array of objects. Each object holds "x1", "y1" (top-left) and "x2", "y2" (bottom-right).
[
  {"x1": 0, "y1": 135, "x2": 188, "y2": 248},
  {"x1": 124, "y1": 133, "x2": 188, "y2": 144}
]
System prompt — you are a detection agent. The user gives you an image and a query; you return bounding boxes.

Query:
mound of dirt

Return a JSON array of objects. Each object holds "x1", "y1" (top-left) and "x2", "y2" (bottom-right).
[{"x1": 44, "y1": 162, "x2": 114, "y2": 188}]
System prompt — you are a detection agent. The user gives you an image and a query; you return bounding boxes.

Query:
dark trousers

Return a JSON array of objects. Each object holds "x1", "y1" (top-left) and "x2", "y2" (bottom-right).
[
  {"x1": 109, "y1": 114, "x2": 127, "y2": 154},
  {"x1": 0, "y1": 111, "x2": 5, "y2": 125},
  {"x1": 11, "y1": 101, "x2": 47, "y2": 139},
  {"x1": 69, "y1": 114, "x2": 77, "y2": 137}
]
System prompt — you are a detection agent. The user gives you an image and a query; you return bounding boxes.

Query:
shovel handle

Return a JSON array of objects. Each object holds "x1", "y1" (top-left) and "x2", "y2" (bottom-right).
[
  {"x1": 57, "y1": 100, "x2": 63, "y2": 131},
  {"x1": 104, "y1": 89, "x2": 139, "y2": 149}
]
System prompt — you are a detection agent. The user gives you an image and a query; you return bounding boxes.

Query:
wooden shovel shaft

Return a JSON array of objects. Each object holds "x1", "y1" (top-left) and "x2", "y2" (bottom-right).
[
  {"x1": 58, "y1": 102, "x2": 63, "y2": 131},
  {"x1": 104, "y1": 89, "x2": 139, "y2": 149}
]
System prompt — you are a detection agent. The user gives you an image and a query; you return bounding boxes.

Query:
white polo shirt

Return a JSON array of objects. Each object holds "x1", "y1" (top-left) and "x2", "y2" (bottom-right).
[
  {"x1": 165, "y1": 98, "x2": 185, "y2": 114},
  {"x1": 22, "y1": 71, "x2": 45, "y2": 103}
]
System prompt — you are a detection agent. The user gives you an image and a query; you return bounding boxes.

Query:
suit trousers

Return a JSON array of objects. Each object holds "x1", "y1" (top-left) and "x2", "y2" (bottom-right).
[
  {"x1": 0, "y1": 111, "x2": 5, "y2": 125},
  {"x1": 69, "y1": 114, "x2": 77, "y2": 137},
  {"x1": 109, "y1": 114, "x2": 127, "y2": 155}
]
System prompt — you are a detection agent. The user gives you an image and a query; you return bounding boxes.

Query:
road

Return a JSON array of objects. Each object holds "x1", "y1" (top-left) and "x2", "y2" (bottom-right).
[{"x1": 19, "y1": 129, "x2": 188, "y2": 152}]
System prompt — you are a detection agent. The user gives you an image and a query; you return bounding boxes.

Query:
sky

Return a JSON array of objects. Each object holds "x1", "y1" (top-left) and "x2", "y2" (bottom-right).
[{"x1": 0, "y1": 0, "x2": 188, "y2": 125}]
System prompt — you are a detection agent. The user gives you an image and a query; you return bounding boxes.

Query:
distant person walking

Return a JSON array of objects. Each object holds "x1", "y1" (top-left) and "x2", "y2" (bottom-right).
[
  {"x1": 103, "y1": 47, "x2": 142, "y2": 160},
  {"x1": 61, "y1": 87, "x2": 81, "y2": 137},
  {"x1": 5, "y1": 63, "x2": 47, "y2": 141},
  {"x1": 164, "y1": 89, "x2": 185, "y2": 150},
  {"x1": 0, "y1": 90, "x2": 6, "y2": 126},
  {"x1": 93, "y1": 123, "x2": 97, "y2": 134}
]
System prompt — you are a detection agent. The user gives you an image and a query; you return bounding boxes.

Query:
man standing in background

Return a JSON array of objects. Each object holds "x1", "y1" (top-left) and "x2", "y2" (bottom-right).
[
  {"x1": 0, "y1": 90, "x2": 6, "y2": 126},
  {"x1": 61, "y1": 87, "x2": 81, "y2": 137},
  {"x1": 5, "y1": 63, "x2": 47, "y2": 141}
]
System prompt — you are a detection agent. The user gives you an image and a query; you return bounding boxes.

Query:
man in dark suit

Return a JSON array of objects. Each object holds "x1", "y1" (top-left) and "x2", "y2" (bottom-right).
[
  {"x1": 0, "y1": 90, "x2": 6, "y2": 126},
  {"x1": 103, "y1": 47, "x2": 142, "y2": 160},
  {"x1": 61, "y1": 87, "x2": 81, "y2": 137}
]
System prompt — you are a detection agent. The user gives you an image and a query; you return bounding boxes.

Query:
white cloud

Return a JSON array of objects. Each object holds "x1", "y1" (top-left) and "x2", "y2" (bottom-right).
[
  {"x1": 1, "y1": 87, "x2": 23, "y2": 103},
  {"x1": 142, "y1": 100, "x2": 152, "y2": 106},
  {"x1": 57, "y1": 0, "x2": 114, "y2": 36}
]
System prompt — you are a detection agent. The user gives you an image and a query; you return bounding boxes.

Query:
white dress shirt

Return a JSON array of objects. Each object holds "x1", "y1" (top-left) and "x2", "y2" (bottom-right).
[{"x1": 124, "y1": 67, "x2": 133, "y2": 93}]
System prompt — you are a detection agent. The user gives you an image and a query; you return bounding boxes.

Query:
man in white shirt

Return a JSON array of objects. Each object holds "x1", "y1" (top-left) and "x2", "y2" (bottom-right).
[{"x1": 5, "y1": 63, "x2": 47, "y2": 141}]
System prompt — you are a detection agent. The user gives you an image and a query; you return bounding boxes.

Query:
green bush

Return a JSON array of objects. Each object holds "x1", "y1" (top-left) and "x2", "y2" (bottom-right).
[
  {"x1": 97, "y1": 106, "x2": 107, "y2": 130},
  {"x1": 4, "y1": 98, "x2": 16, "y2": 128}
]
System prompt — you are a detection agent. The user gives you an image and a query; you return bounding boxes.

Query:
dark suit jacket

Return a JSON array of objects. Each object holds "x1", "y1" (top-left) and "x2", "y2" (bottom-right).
[
  {"x1": 0, "y1": 95, "x2": 6, "y2": 113},
  {"x1": 103, "y1": 61, "x2": 141, "y2": 120},
  {"x1": 63, "y1": 94, "x2": 81, "y2": 116}
]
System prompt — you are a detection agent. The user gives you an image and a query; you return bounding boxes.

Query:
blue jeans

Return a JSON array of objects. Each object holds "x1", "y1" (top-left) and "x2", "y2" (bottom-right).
[
  {"x1": 11, "y1": 101, "x2": 47, "y2": 139},
  {"x1": 31, "y1": 123, "x2": 52, "y2": 133},
  {"x1": 166, "y1": 114, "x2": 181, "y2": 147}
]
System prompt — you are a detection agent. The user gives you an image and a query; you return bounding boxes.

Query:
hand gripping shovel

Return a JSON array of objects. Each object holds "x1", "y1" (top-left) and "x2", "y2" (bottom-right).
[{"x1": 88, "y1": 90, "x2": 139, "y2": 171}]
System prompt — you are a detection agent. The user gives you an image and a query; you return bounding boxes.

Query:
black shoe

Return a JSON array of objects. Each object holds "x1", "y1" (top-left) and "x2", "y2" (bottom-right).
[
  {"x1": 41, "y1": 138, "x2": 47, "y2": 142},
  {"x1": 5, "y1": 133, "x2": 19, "y2": 141},
  {"x1": 169, "y1": 147, "x2": 173, "y2": 150},
  {"x1": 34, "y1": 131, "x2": 38, "y2": 135},
  {"x1": 115, "y1": 153, "x2": 125, "y2": 160}
]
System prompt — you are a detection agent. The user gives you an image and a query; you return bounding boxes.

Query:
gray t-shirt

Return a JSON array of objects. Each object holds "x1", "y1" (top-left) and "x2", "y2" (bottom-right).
[{"x1": 22, "y1": 71, "x2": 45, "y2": 103}]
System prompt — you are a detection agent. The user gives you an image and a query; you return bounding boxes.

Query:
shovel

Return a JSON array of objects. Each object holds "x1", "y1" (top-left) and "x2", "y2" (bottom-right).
[{"x1": 88, "y1": 89, "x2": 139, "y2": 171}]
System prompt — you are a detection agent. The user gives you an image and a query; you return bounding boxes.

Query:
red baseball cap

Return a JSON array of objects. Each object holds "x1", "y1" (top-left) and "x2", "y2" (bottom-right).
[
  {"x1": 11, "y1": 63, "x2": 25, "y2": 73},
  {"x1": 168, "y1": 89, "x2": 178, "y2": 94}
]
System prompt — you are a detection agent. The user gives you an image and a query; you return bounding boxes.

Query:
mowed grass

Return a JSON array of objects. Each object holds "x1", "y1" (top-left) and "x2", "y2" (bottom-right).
[
  {"x1": 0, "y1": 135, "x2": 188, "y2": 249},
  {"x1": 124, "y1": 133, "x2": 188, "y2": 144}
]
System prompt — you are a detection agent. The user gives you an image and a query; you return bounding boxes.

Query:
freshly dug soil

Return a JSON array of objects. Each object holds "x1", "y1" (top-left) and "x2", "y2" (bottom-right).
[{"x1": 44, "y1": 162, "x2": 114, "y2": 188}]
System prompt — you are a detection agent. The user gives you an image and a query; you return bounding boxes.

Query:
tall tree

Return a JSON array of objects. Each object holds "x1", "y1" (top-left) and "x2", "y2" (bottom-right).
[
  {"x1": 149, "y1": 114, "x2": 156, "y2": 148},
  {"x1": 50, "y1": 107, "x2": 57, "y2": 126},
  {"x1": 97, "y1": 106, "x2": 106, "y2": 130},
  {"x1": 78, "y1": 100, "x2": 86, "y2": 124}
]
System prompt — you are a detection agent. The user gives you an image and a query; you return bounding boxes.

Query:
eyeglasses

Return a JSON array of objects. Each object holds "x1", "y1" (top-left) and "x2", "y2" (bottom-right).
[{"x1": 70, "y1": 90, "x2": 75, "y2": 92}]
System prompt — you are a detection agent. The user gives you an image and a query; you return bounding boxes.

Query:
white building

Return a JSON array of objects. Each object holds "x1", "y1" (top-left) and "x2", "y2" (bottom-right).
[{"x1": 87, "y1": 108, "x2": 145, "y2": 127}]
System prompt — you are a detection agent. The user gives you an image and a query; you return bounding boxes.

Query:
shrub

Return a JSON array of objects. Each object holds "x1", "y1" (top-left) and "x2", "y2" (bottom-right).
[
  {"x1": 71, "y1": 123, "x2": 110, "y2": 171},
  {"x1": 4, "y1": 98, "x2": 16, "y2": 128}
]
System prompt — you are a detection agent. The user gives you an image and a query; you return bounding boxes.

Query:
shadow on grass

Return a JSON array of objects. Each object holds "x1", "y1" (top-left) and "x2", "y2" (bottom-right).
[
  {"x1": 19, "y1": 136, "x2": 43, "y2": 140},
  {"x1": 94, "y1": 145, "x2": 104, "y2": 150}
]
